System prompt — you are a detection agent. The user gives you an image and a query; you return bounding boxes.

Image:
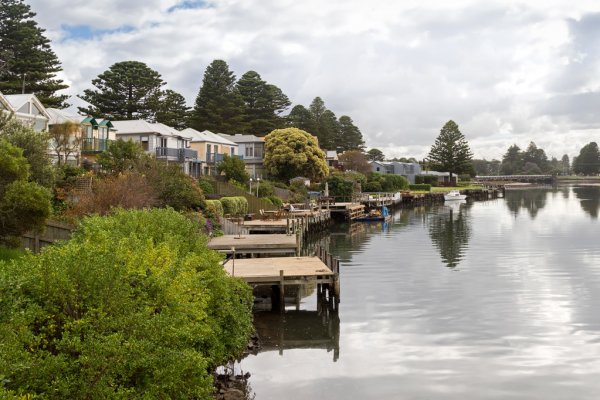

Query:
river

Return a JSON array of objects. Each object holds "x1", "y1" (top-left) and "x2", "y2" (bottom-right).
[{"x1": 239, "y1": 185, "x2": 600, "y2": 399}]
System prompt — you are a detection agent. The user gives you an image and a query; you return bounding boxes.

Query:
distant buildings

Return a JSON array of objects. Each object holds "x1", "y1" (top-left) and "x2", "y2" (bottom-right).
[
  {"x1": 1, "y1": 92, "x2": 49, "y2": 132},
  {"x1": 219, "y1": 133, "x2": 265, "y2": 179},
  {"x1": 370, "y1": 161, "x2": 422, "y2": 184},
  {"x1": 182, "y1": 128, "x2": 239, "y2": 176}
]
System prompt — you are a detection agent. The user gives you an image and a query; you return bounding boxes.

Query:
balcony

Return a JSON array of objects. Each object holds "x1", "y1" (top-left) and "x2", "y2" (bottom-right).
[
  {"x1": 156, "y1": 147, "x2": 198, "y2": 162},
  {"x1": 81, "y1": 138, "x2": 110, "y2": 154},
  {"x1": 206, "y1": 153, "x2": 244, "y2": 164}
]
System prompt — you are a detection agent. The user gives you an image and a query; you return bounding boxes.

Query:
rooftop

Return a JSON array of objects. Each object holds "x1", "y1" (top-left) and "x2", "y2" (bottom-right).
[
  {"x1": 112, "y1": 120, "x2": 191, "y2": 139},
  {"x1": 218, "y1": 133, "x2": 264, "y2": 143},
  {"x1": 181, "y1": 128, "x2": 237, "y2": 146}
]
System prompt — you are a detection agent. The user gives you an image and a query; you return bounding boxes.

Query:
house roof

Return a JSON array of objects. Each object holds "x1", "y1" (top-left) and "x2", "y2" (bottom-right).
[
  {"x1": 4, "y1": 93, "x2": 50, "y2": 119},
  {"x1": 218, "y1": 133, "x2": 264, "y2": 143},
  {"x1": 181, "y1": 128, "x2": 237, "y2": 146},
  {"x1": 326, "y1": 150, "x2": 338, "y2": 160},
  {"x1": 112, "y1": 120, "x2": 191, "y2": 140},
  {"x1": 0, "y1": 91, "x2": 14, "y2": 111},
  {"x1": 47, "y1": 108, "x2": 85, "y2": 125}
]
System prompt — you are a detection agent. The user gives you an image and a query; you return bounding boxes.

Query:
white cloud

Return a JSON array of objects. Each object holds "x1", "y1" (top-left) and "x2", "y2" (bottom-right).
[{"x1": 28, "y1": 0, "x2": 600, "y2": 160}]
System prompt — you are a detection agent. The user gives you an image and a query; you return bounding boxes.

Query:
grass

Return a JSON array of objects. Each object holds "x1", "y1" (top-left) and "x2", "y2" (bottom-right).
[{"x1": 0, "y1": 246, "x2": 27, "y2": 262}]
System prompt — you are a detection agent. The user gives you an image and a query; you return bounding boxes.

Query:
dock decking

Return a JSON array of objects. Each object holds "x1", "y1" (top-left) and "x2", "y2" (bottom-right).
[{"x1": 208, "y1": 234, "x2": 297, "y2": 256}]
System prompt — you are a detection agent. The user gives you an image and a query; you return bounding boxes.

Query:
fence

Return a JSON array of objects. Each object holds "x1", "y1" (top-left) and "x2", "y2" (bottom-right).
[
  {"x1": 210, "y1": 180, "x2": 278, "y2": 214},
  {"x1": 21, "y1": 220, "x2": 75, "y2": 253}
]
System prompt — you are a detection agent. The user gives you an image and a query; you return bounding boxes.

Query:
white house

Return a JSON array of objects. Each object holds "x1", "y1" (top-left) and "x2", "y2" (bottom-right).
[
  {"x1": 181, "y1": 128, "x2": 239, "y2": 176},
  {"x1": 112, "y1": 120, "x2": 200, "y2": 176},
  {"x1": 1, "y1": 92, "x2": 50, "y2": 132}
]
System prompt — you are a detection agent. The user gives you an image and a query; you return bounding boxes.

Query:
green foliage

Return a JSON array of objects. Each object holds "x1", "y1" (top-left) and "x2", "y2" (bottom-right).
[
  {"x1": 264, "y1": 127, "x2": 329, "y2": 182},
  {"x1": 256, "y1": 180, "x2": 274, "y2": 198},
  {"x1": 217, "y1": 154, "x2": 250, "y2": 183},
  {"x1": 148, "y1": 161, "x2": 205, "y2": 211},
  {"x1": 573, "y1": 142, "x2": 600, "y2": 175},
  {"x1": 204, "y1": 199, "x2": 224, "y2": 220},
  {"x1": 0, "y1": 208, "x2": 253, "y2": 398},
  {"x1": 323, "y1": 175, "x2": 354, "y2": 201},
  {"x1": 0, "y1": 0, "x2": 69, "y2": 108},
  {"x1": 363, "y1": 181, "x2": 382, "y2": 192},
  {"x1": 0, "y1": 245, "x2": 26, "y2": 262},
  {"x1": 219, "y1": 196, "x2": 248, "y2": 216},
  {"x1": 188, "y1": 59, "x2": 246, "y2": 134},
  {"x1": 338, "y1": 116, "x2": 365, "y2": 152},
  {"x1": 409, "y1": 184, "x2": 432, "y2": 191},
  {"x1": 367, "y1": 172, "x2": 409, "y2": 192},
  {"x1": 78, "y1": 61, "x2": 165, "y2": 120},
  {"x1": 366, "y1": 148, "x2": 385, "y2": 161},
  {"x1": 263, "y1": 195, "x2": 283, "y2": 207},
  {"x1": 197, "y1": 178, "x2": 214, "y2": 194},
  {"x1": 338, "y1": 150, "x2": 371, "y2": 174},
  {"x1": 415, "y1": 175, "x2": 439, "y2": 185},
  {"x1": 0, "y1": 139, "x2": 51, "y2": 245},
  {"x1": 427, "y1": 120, "x2": 473, "y2": 178},
  {"x1": 155, "y1": 89, "x2": 190, "y2": 130},
  {"x1": 97, "y1": 139, "x2": 146, "y2": 174},
  {"x1": 0, "y1": 120, "x2": 55, "y2": 187}
]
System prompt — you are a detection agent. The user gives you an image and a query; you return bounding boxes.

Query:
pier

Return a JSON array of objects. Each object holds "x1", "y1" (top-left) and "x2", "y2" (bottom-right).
[{"x1": 208, "y1": 234, "x2": 298, "y2": 256}]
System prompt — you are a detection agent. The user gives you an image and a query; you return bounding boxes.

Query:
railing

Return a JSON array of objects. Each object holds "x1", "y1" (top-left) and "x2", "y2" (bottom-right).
[
  {"x1": 81, "y1": 138, "x2": 110, "y2": 153},
  {"x1": 206, "y1": 153, "x2": 243, "y2": 164},
  {"x1": 156, "y1": 147, "x2": 198, "y2": 161}
]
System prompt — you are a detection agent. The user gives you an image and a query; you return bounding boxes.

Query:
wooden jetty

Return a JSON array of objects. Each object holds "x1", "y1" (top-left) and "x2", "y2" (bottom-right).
[
  {"x1": 220, "y1": 209, "x2": 332, "y2": 237},
  {"x1": 224, "y1": 247, "x2": 340, "y2": 312},
  {"x1": 329, "y1": 202, "x2": 365, "y2": 220},
  {"x1": 208, "y1": 234, "x2": 298, "y2": 256},
  {"x1": 357, "y1": 192, "x2": 402, "y2": 208}
]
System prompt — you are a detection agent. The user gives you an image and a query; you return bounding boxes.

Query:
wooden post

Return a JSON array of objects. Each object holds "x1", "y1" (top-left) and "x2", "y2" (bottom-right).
[{"x1": 279, "y1": 270, "x2": 285, "y2": 313}]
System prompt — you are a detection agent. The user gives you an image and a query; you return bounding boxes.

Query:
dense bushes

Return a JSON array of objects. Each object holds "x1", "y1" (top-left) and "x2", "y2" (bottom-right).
[
  {"x1": 0, "y1": 208, "x2": 253, "y2": 399},
  {"x1": 262, "y1": 195, "x2": 283, "y2": 207},
  {"x1": 205, "y1": 199, "x2": 224, "y2": 219},
  {"x1": 415, "y1": 175, "x2": 438, "y2": 186},
  {"x1": 197, "y1": 178, "x2": 214, "y2": 194},
  {"x1": 323, "y1": 175, "x2": 354, "y2": 201},
  {"x1": 219, "y1": 196, "x2": 248, "y2": 216},
  {"x1": 367, "y1": 173, "x2": 409, "y2": 192},
  {"x1": 409, "y1": 184, "x2": 432, "y2": 191}
]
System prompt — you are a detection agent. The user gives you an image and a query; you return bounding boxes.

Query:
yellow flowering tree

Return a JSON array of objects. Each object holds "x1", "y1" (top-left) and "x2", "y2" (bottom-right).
[{"x1": 263, "y1": 128, "x2": 329, "y2": 182}]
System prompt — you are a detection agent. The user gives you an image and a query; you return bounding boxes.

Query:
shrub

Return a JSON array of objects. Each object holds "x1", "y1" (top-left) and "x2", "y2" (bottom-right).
[
  {"x1": 415, "y1": 175, "x2": 438, "y2": 186},
  {"x1": 363, "y1": 181, "x2": 383, "y2": 192},
  {"x1": 409, "y1": 184, "x2": 431, "y2": 191},
  {"x1": 256, "y1": 180, "x2": 274, "y2": 198},
  {"x1": 264, "y1": 195, "x2": 283, "y2": 207},
  {"x1": 217, "y1": 154, "x2": 249, "y2": 183},
  {"x1": 204, "y1": 199, "x2": 224, "y2": 219},
  {"x1": 0, "y1": 208, "x2": 253, "y2": 398},
  {"x1": 197, "y1": 178, "x2": 214, "y2": 194},
  {"x1": 220, "y1": 196, "x2": 248, "y2": 216}
]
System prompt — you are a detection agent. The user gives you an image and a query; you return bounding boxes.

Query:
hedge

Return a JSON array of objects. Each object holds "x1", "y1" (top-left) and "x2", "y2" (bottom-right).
[
  {"x1": 219, "y1": 196, "x2": 248, "y2": 216},
  {"x1": 415, "y1": 175, "x2": 438, "y2": 185},
  {"x1": 409, "y1": 184, "x2": 431, "y2": 191},
  {"x1": 204, "y1": 199, "x2": 224, "y2": 219}
]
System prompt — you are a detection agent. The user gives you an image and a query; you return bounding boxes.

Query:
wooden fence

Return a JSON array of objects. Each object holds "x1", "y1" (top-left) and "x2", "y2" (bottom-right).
[
  {"x1": 21, "y1": 220, "x2": 75, "y2": 253},
  {"x1": 210, "y1": 180, "x2": 278, "y2": 214}
]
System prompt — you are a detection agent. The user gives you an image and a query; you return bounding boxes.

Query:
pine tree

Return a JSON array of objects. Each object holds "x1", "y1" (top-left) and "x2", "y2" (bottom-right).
[
  {"x1": 427, "y1": 120, "x2": 473, "y2": 179},
  {"x1": 287, "y1": 104, "x2": 315, "y2": 133},
  {"x1": 155, "y1": 89, "x2": 190, "y2": 129},
  {"x1": 0, "y1": 0, "x2": 68, "y2": 108},
  {"x1": 307, "y1": 97, "x2": 340, "y2": 150},
  {"x1": 78, "y1": 61, "x2": 165, "y2": 121},
  {"x1": 188, "y1": 60, "x2": 245, "y2": 134},
  {"x1": 338, "y1": 115, "x2": 365, "y2": 152},
  {"x1": 573, "y1": 142, "x2": 600, "y2": 175}
]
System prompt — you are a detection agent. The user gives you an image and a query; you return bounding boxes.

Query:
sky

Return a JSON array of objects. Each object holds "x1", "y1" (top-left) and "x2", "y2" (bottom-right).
[{"x1": 29, "y1": 0, "x2": 600, "y2": 161}]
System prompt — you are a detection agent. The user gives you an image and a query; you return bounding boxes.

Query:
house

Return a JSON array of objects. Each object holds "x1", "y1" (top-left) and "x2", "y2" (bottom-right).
[
  {"x1": 47, "y1": 108, "x2": 117, "y2": 165},
  {"x1": 420, "y1": 170, "x2": 458, "y2": 185},
  {"x1": 218, "y1": 133, "x2": 265, "y2": 179},
  {"x1": 1, "y1": 92, "x2": 50, "y2": 132},
  {"x1": 325, "y1": 150, "x2": 339, "y2": 168},
  {"x1": 111, "y1": 120, "x2": 200, "y2": 176},
  {"x1": 181, "y1": 128, "x2": 239, "y2": 176},
  {"x1": 370, "y1": 161, "x2": 422, "y2": 184}
]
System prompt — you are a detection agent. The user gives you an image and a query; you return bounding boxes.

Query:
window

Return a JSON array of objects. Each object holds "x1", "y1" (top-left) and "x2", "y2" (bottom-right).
[
  {"x1": 31, "y1": 104, "x2": 42, "y2": 115},
  {"x1": 207, "y1": 144, "x2": 212, "y2": 154},
  {"x1": 245, "y1": 146, "x2": 253, "y2": 157},
  {"x1": 254, "y1": 144, "x2": 263, "y2": 158},
  {"x1": 230, "y1": 147, "x2": 235, "y2": 155},
  {"x1": 18, "y1": 103, "x2": 29, "y2": 113},
  {"x1": 159, "y1": 137, "x2": 167, "y2": 148},
  {"x1": 86, "y1": 126, "x2": 93, "y2": 139},
  {"x1": 141, "y1": 136, "x2": 149, "y2": 151},
  {"x1": 376, "y1": 167, "x2": 380, "y2": 172}
]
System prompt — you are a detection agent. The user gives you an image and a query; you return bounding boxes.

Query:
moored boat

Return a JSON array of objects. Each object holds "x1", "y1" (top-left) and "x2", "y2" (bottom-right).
[{"x1": 444, "y1": 190, "x2": 467, "y2": 201}]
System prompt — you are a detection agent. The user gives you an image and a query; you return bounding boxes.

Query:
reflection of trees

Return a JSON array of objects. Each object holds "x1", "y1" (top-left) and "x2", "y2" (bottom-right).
[
  {"x1": 504, "y1": 189, "x2": 548, "y2": 218},
  {"x1": 573, "y1": 186, "x2": 600, "y2": 219},
  {"x1": 428, "y1": 203, "x2": 472, "y2": 268}
]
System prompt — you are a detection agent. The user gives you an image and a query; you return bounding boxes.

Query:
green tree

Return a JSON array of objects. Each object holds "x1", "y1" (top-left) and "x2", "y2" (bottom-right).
[
  {"x1": 338, "y1": 115, "x2": 365, "y2": 152},
  {"x1": 0, "y1": 208, "x2": 253, "y2": 398},
  {"x1": 188, "y1": 59, "x2": 246, "y2": 134},
  {"x1": 97, "y1": 139, "x2": 146, "y2": 174},
  {"x1": 338, "y1": 150, "x2": 371, "y2": 174},
  {"x1": 366, "y1": 148, "x2": 385, "y2": 161},
  {"x1": 427, "y1": 120, "x2": 473, "y2": 179},
  {"x1": 79, "y1": 61, "x2": 165, "y2": 120},
  {"x1": 217, "y1": 154, "x2": 250, "y2": 183},
  {"x1": 523, "y1": 142, "x2": 548, "y2": 173},
  {"x1": 0, "y1": 0, "x2": 68, "y2": 108},
  {"x1": 307, "y1": 97, "x2": 340, "y2": 150},
  {"x1": 561, "y1": 154, "x2": 570, "y2": 175},
  {"x1": 287, "y1": 104, "x2": 315, "y2": 133},
  {"x1": 236, "y1": 70, "x2": 290, "y2": 136},
  {"x1": 155, "y1": 89, "x2": 190, "y2": 129},
  {"x1": 264, "y1": 128, "x2": 329, "y2": 182},
  {"x1": 0, "y1": 119, "x2": 55, "y2": 187},
  {"x1": 573, "y1": 142, "x2": 600, "y2": 175},
  {"x1": 0, "y1": 139, "x2": 51, "y2": 246},
  {"x1": 500, "y1": 144, "x2": 523, "y2": 175}
]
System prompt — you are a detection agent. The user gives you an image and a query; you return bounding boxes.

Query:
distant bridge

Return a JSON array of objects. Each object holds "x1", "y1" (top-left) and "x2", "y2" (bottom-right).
[{"x1": 474, "y1": 175, "x2": 555, "y2": 184}]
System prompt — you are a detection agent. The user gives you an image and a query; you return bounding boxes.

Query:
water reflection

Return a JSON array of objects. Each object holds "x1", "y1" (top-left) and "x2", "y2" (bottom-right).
[
  {"x1": 427, "y1": 201, "x2": 472, "y2": 268},
  {"x1": 504, "y1": 189, "x2": 549, "y2": 218},
  {"x1": 573, "y1": 185, "x2": 600, "y2": 219}
]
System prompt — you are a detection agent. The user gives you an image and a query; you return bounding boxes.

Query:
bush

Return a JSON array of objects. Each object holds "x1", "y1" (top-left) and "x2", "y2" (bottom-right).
[
  {"x1": 409, "y1": 184, "x2": 431, "y2": 191},
  {"x1": 0, "y1": 208, "x2": 253, "y2": 398},
  {"x1": 323, "y1": 175, "x2": 353, "y2": 201},
  {"x1": 264, "y1": 195, "x2": 283, "y2": 207},
  {"x1": 220, "y1": 196, "x2": 248, "y2": 216},
  {"x1": 204, "y1": 199, "x2": 224, "y2": 219},
  {"x1": 367, "y1": 172, "x2": 408, "y2": 192},
  {"x1": 363, "y1": 181, "x2": 383, "y2": 192},
  {"x1": 415, "y1": 175, "x2": 438, "y2": 185},
  {"x1": 256, "y1": 180, "x2": 274, "y2": 198},
  {"x1": 217, "y1": 154, "x2": 249, "y2": 183},
  {"x1": 197, "y1": 178, "x2": 214, "y2": 194}
]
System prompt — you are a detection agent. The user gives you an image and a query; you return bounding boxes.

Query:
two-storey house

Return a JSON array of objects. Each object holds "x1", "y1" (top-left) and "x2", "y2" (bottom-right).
[
  {"x1": 1, "y1": 92, "x2": 50, "y2": 132},
  {"x1": 218, "y1": 133, "x2": 265, "y2": 179},
  {"x1": 181, "y1": 128, "x2": 239, "y2": 176},
  {"x1": 112, "y1": 120, "x2": 200, "y2": 176}
]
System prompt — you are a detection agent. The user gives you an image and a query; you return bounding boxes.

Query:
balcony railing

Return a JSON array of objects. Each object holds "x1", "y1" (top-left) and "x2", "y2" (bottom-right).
[
  {"x1": 206, "y1": 153, "x2": 243, "y2": 164},
  {"x1": 81, "y1": 138, "x2": 110, "y2": 153},
  {"x1": 156, "y1": 147, "x2": 198, "y2": 161}
]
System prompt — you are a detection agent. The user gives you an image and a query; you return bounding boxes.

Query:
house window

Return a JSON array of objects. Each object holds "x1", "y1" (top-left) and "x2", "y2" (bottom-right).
[
  {"x1": 245, "y1": 146, "x2": 253, "y2": 157},
  {"x1": 230, "y1": 147, "x2": 235, "y2": 156},
  {"x1": 376, "y1": 167, "x2": 380, "y2": 172},
  {"x1": 159, "y1": 137, "x2": 167, "y2": 148},
  {"x1": 141, "y1": 136, "x2": 149, "y2": 151},
  {"x1": 254, "y1": 144, "x2": 263, "y2": 158},
  {"x1": 207, "y1": 144, "x2": 212, "y2": 154}
]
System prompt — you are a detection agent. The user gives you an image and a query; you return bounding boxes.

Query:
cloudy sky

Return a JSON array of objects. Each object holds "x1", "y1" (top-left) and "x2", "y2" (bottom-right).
[{"x1": 30, "y1": 0, "x2": 600, "y2": 160}]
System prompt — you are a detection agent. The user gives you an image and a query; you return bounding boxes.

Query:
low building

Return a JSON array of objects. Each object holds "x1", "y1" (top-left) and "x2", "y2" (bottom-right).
[
  {"x1": 370, "y1": 161, "x2": 422, "y2": 184},
  {"x1": 219, "y1": 133, "x2": 265, "y2": 179},
  {"x1": 181, "y1": 128, "x2": 239, "y2": 176},
  {"x1": 1, "y1": 92, "x2": 50, "y2": 132},
  {"x1": 112, "y1": 120, "x2": 200, "y2": 176},
  {"x1": 420, "y1": 170, "x2": 457, "y2": 185},
  {"x1": 326, "y1": 150, "x2": 339, "y2": 168}
]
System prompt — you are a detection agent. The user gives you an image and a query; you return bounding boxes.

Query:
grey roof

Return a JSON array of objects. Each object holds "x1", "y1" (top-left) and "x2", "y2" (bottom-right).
[
  {"x1": 181, "y1": 128, "x2": 237, "y2": 146},
  {"x1": 46, "y1": 108, "x2": 84, "y2": 125},
  {"x1": 112, "y1": 120, "x2": 191, "y2": 140},
  {"x1": 3, "y1": 93, "x2": 50, "y2": 118},
  {"x1": 218, "y1": 133, "x2": 264, "y2": 143}
]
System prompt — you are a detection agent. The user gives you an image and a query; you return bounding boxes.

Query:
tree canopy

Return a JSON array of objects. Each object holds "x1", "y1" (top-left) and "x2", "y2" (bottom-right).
[
  {"x1": 427, "y1": 120, "x2": 473, "y2": 178},
  {"x1": 0, "y1": 0, "x2": 68, "y2": 108},
  {"x1": 338, "y1": 150, "x2": 371, "y2": 174},
  {"x1": 188, "y1": 59, "x2": 245, "y2": 134},
  {"x1": 155, "y1": 89, "x2": 190, "y2": 129},
  {"x1": 79, "y1": 61, "x2": 165, "y2": 120},
  {"x1": 573, "y1": 142, "x2": 600, "y2": 175},
  {"x1": 217, "y1": 154, "x2": 250, "y2": 183},
  {"x1": 366, "y1": 148, "x2": 385, "y2": 162},
  {"x1": 263, "y1": 128, "x2": 329, "y2": 182}
]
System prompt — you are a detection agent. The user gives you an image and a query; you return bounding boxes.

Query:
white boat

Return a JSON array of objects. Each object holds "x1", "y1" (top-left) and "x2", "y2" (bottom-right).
[{"x1": 444, "y1": 190, "x2": 467, "y2": 201}]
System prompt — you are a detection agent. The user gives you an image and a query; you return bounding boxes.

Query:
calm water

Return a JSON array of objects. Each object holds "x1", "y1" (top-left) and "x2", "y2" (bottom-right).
[{"x1": 240, "y1": 185, "x2": 600, "y2": 399}]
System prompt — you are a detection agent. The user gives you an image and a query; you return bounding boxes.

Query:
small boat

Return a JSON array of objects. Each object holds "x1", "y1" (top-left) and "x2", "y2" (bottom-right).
[
  {"x1": 355, "y1": 206, "x2": 391, "y2": 222},
  {"x1": 444, "y1": 190, "x2": 467, "y2": 201}
]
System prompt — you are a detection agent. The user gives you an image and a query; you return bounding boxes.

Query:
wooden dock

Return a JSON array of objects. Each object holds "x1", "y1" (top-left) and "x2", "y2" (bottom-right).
[
  {"x1": 208, "y1": 234, "x2": 298, "y2": 256},
  {"x1": 329, "y1": 202, "x2": 365, "y2": 220},
  {"x1": 357, "y1": 192, "x2": 402, "y2": 208}
]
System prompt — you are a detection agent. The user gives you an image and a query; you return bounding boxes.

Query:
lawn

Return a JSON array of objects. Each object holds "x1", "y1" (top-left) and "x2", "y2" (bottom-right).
[{"x1": 0, "y1": 246, "x2": 27, "y2": 262}]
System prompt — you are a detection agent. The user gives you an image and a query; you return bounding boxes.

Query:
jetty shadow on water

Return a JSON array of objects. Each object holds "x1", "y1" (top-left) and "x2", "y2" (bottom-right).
[{"x1": 427, "y1": 201, "x2": 472, "y2": 269}]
